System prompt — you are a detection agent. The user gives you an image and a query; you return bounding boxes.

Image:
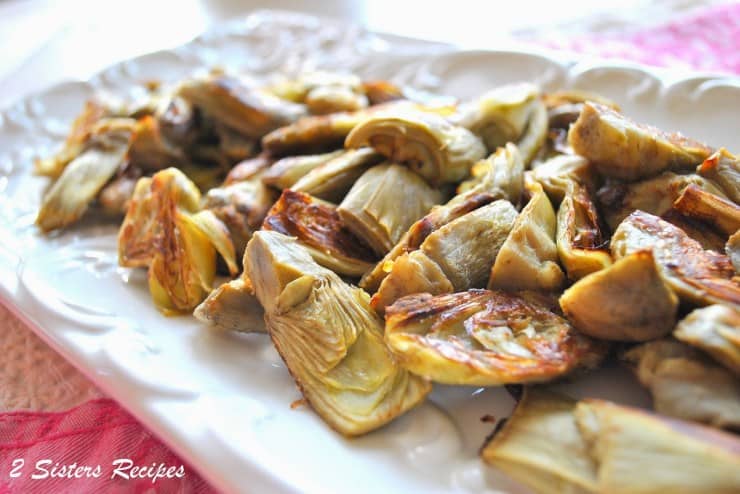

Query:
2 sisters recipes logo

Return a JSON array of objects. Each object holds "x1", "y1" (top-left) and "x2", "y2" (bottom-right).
[{"x1": 9, "y1": 458, "x2": 185, "y2": 483}]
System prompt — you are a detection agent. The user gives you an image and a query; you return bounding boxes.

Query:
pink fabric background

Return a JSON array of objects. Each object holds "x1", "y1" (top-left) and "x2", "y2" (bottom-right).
[{"x1": 0, "y1": 3, "x2": 738, "y2": 493}]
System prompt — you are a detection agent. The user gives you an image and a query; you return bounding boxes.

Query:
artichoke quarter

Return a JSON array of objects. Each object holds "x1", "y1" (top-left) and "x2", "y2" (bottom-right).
[
  {"x1": 489, "y1": 182, "x2": 564, "y2": 292},
  {"x1": 36, "y1": 118, "x2": 135, "y2": 232},
  {"x1": 244, "y1": 231, "x2": 431, "y2": 436},
  {"x1": 384, "y1": 289, "x2": 606, "y2": 386},
  {"x1": 371, "y1": 200, "x2": 518, "y2": 313},
  {"x1": 697, "y1": 148, "x2": 740, "y2": 203},
  {"x1": 290, "y1": 148, "x2": 384, "y2": 202},
  {"x1": 611, "y1": 210, "x2": 740, "y2": 309},
  {"x1": 623, "y1": 339, "x2": 740, "y2": 429},
  {"x1": 673, "y1": 183, "x2": 740, "y2": 236},
  {"x1": 568, "y1": 102, "x2": 713, "y2": 181},
  {"x1": 674, "y1": 304, "x2": 740, "y2": 376},
  {"x1": 481, "y1": 387, "x2": 740, "y2": 494},
  {"x1": 262, "y1": 189, "x2": 377, "y2": 277},
  {"x1": 559, "y1": 251, "x2": 679, "y2": 341},
  {"x1": 118, "y1": 168, "x2": 238, "y2": 313},
  {"x1": 556, "y1": 180, "x2": 612, "y2": 280},
  {"x1": 450, "y1": 83, "x2": 540, "y2": 152},
  {"x1": 337, "y1": 163, "x2": 443, "y2": 255},
  {"x1": 345, "y1": 108, "x2": 486, "y2": 185},
  {"x1": 177, "y1": 75, "x2": 307, "y2": 139}
]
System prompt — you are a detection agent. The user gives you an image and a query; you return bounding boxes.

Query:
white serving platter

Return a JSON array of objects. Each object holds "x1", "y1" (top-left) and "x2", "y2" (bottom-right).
[{"x1": 0, "y1": 10, "x2": 739, "y2": 494}]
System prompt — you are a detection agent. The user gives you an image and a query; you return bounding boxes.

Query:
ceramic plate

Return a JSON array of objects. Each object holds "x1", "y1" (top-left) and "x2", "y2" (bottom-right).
[{"x1": 1, "y1": 10, "x2": 738, "y2": 494}]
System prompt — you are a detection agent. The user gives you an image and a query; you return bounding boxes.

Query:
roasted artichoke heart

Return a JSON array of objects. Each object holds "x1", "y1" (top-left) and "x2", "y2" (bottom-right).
[
  {"x1": 384, "y1": 289, "x2": 605, "y2": 386},
  {"x1": 262, "y1": 111, "x2": 365, "y2": 157},
  {"x1": 204, "y1": 173, "x2": 278, "y2": 260},
  {"x1": 345, "y1": 108, "x2": 486, "y2": 185},
  {"x1": 194, "y1": 277, "x2": 266, "y2": 333},
  {"x1": 568, "y1": 102, "x2": 713, "y2": 181},
  {"x1": 268, "y1": 71, "x2": 368, "y2": 114},
  {"x1": 596, "y1": 171, "x2": 729, "y2": 231},
  {"x1": 118, "y1": 168, "x2": 237, "y2": 313},
  {"x1": 244, "y1": 231, "x2": 431, "y2": 436},
  {"x1": 34, "y1": 99, "x2": 113, "y2": 178},
  {"x1": 261, "y1": 150, "x2": 344, "y2": 189},
  {"x1": 290, "y1": 148, "x2": 384, "y2": 202},
  {"x1": 451, "y1": 83, "x2": 539, "y2": 151},
  {"x1": 262, "y1": 189, "x2": 377, "y2": 277},
  {"x1": 489, "y1": 183, "x2": 564, "y2": 292},
  {"x1": 673, "y1": 184, "x2": 740, "y2": 236},
  {"x1": 359, "y1": 188, "x2": 498, "y2": 293},
  {"x1": 482, "y1": 388, "x2": 740, "y2": 494},
  {"x1": 611, "y1": 211, "x2": 740, "y2": 308},
  {"x1": 457, "y1": 143, "x2": 525, "y2": 203},
  {"x1": 544, "y1": 89, "x2": 620, "y2": 129},
  {"x1": 623, "y1": 339, "x2": 740, "y2": 429},
  {"x1": 371, "y1": 200, "x2": 517, "y2": 313},
  {"x1": 514, "y1": 99, "x2": 548, "y2": 166},
  {"x1": 177, "y1": 75, "x2": 307, "y2": 139},
  {"x1": 698, "y1": 148, "x2": 740, "y2": 203},
  {"x1": 556, "y1": 180, "x2": 612, "y2": 280},
  {"x1": 530, "y1": 154, "x2": 595, "y2": 205},
  {"x1": 674, "y1": 305, "x2": 740, "y2": 376},
  {"x1": 36, "y1": 118, "x2": 135, "y2": 232},
  {"x1": 338, "y1": 163, "x2": 443, "y2": 255},
  {"x1": 559, "y1": 251, "x2": 679, "y2": 341}
]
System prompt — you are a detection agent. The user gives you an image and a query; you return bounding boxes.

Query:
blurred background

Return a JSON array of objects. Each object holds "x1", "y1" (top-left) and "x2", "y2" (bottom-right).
[{"x1": 0, "y1": 0, "x2": 736, "y2": 108}]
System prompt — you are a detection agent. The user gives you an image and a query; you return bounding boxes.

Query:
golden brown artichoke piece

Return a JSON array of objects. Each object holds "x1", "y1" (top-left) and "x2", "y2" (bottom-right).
[
  {"x1": 568, "y1": 102, "x2": 713, "y2": 181},
  {"x1": 530, "y1": 154, "x2": 596, "y2": 205},
  {"x1": 698, "y1": 148, "x2": 740, "y2": 203},
  {"x1": 361, "y1": 144, "x2": 525, "y2": 293},
  {"x1": 489, "y1": 183, "x2": 564, "y2": 292},
  {"x1": 127, "y1": 115, "x2": 188, "y2": 172},
  {"x1": 204, "y1": 174, "x2": 278, "y2": 260},
  {"x1": 674, "y1": 305, "x2": 740, "y2": 376},
  {"x1": 34, "y1": 99, "x2": 113, "y2": 178},
  {"x1": 345, "y1": 108, "x2": 486, "y2": 185},
  {"x1": 623, "y1": 339, "x2": 740, "y2": 429},
  {"x1": 544, "y1": 90, "x2": 620, "y2": 129},
  {"x1": 194, "y1": 277, "x2": 266, "y2": 333},
  {"x1": 118, "y1": 168, "x2": 237, "y2": 313},
  {"x1": 359, "y1": 189, "x2": 498, "y2": 293},
  {"x1": 36, "y1": 118, "x2": 135, "y2": 232},
  {"x1": 262, "y1": 189, "x2": 377, "y2": 277},
  {"x1": 514, "y1": 99, "x2": 548, "y2": 166},
  {"x1": 290, "y1": 148, "x2": 384, "y2": 202},
  {"x1": 337, "y1": 163, "x2": 443, "y2": 255},
  {"x1": 457, "y1": 143, "x2": 525, "y2": 202},
  {"x1": 451, "y1": 83, "x2": 539, "y2": 151},
  {"x1": 611, "y1": 211, "x2": 740, "y2": 308},
  {"x1": 596, "y1": 172, "x2": 729, "y2": 231},
  {"x1": 384, "y1": 289, "x2": 605, "y2": 386},
  {"x1": 371, "y1": 200, "x2": 518, "y2": 313},
  {"x1": 482, "y1": 388, "x2": 740, "y2": 494},
  {"x1": 268, "y1": 71, "x2": 368, "y2": 114},
  {"x1": 559, "y1": 251, "x2": 679, "y2": 341},
  {"x1": 673, "y1": 184, "x2": 740, "y2": 236},
  {"x1": 419, "y1": 200, "x2": 517, "y2": 290},
  {"x1": 244, "y1": 231, "x2": 431, "y2": 436},
  {"x1": 369, "y1": 251, "x2": 454, "y2": 314},
  {"x1": 261, "y1": 150, "x2": 344, "y2": 190},
  {"x1": 481, "y1": 388, "x2": 599, "y2": 494},
  {"x1": 261, "y1": 102, "x2": 413, "y2": 157},
  {"x1": 177, "y1": 75, "x2": 307, "y2": 139},
  {"x1": 556, "y1": 180, "x2": 612, "y2": 280}
]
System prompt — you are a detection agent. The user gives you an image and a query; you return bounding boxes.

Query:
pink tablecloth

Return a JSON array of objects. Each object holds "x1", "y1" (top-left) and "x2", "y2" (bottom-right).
[{"x1": 1, "y1": 3, "x2": 738, "y2": 493}]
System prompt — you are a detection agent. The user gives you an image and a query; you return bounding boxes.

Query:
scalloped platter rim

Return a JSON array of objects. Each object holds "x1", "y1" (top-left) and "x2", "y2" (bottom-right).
[{"x1": 0, "y1": 10, "x2": 739, "y2": 494}]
